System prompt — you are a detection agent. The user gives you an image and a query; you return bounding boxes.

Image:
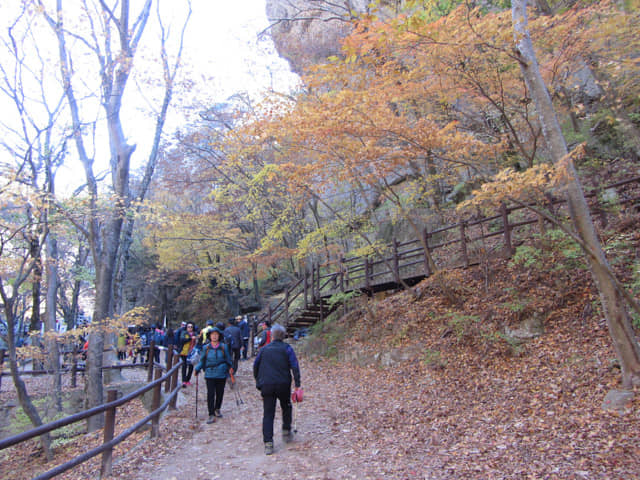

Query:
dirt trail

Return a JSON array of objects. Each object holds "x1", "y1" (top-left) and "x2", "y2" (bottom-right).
[{"x1": 131, "y1": 357, "x2": 362, "y2": 480}]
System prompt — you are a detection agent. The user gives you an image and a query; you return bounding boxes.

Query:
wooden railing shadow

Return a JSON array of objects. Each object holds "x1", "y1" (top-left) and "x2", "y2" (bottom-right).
[
  {"x1": 259, "y1": 176, "x2": 640, "y2": 334},
  {"x1": 0, "y1": 343, "x2": 183, "y2": 479}
]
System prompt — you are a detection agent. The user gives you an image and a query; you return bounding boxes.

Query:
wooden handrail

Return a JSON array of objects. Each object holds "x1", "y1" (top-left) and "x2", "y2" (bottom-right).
[
  {"x1": 0, "y1": 355, "x2": 181, "y2": 450},
  {"x1": 258, "y1": 176, "x2": 640, "y2": 332},
  {"x1": 33, "y1": 380, "x2": 182, "y2": 480}
]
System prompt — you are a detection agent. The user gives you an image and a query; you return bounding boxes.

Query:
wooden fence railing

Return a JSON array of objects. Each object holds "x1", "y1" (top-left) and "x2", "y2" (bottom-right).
[
  {"x1": 0, "y1": 343, "x2": 183, "y2": 479},
  {"x1": 259, "y1": 176, "x2": 640, "y2": 331}
]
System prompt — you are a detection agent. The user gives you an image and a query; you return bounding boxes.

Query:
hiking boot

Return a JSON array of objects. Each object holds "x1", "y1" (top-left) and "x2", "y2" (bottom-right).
[
  {"x1": 282, "y1": 429, "x2": 294, "y2": 443},
  {"x1": 214, "y1": 409, "x2": 223, "y2": 418},
  {"x1": 206, "y1": 415, "x2": 216, "y2": 424},
  {"x1": 264, "y1": 442, "x2": 274, "y2": 455}
]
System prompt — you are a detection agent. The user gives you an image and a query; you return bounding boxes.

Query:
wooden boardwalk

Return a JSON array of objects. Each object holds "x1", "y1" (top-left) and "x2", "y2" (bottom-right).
[{"x1": 258, "y1": 176, "x2": 640, "y2": 335}]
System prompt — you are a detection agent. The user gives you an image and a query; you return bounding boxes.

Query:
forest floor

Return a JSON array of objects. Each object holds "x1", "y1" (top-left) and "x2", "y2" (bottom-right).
[{"x1": 3, "y1": 215, "x2": 640, "y2": 478}]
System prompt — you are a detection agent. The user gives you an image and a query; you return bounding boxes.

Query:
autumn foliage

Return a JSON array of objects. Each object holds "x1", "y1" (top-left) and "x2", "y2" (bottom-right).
[{"x1": 143, "y1": 0, "x2": 640, "y2": 285}]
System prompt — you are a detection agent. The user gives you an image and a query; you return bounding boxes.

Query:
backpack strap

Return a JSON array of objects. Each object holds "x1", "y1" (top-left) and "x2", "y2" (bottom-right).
[{"x1": 202, "y1": 344, "x2": 210, "y2": 367}]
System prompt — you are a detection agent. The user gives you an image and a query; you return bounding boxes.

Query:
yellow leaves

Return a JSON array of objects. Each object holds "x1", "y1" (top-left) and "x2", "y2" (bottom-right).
[
  {"x1": 457, "y1": 164, "x2": 561, "y2": 213},
  {"x1": 250, "y1": 163, "x2": 282, "y2": 185}
]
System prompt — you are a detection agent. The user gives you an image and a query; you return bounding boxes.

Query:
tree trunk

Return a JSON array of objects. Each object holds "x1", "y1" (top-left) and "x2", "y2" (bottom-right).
[
  {"x1": 45, "y1": 234, "x2": 62, "y2": 412},
  {"x1": 4, "y1": 301, "x2": 52, "y2": 460},
  {"x1": 43, "y1": 0, "x2": 187, "y2": 427},
  {"x1": 65, "y1": 245, "x2": 88, "y2": 330},
  {"x1": 512, "y1": 0, "x2": 640, "y2": 388},
  {"x1": 252, "y1": 263, "x2": 261, "y2": 304},
  {"x1": 29, "y1": 234, "x2": 42, "y2": 334},
  {"x1": 29, "y1": 232, "x2": 43, "y2": 370}
]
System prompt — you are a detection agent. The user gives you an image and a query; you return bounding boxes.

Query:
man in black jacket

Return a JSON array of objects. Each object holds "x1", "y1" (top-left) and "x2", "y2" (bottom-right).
[{"x1": 253, "y1": 323, "x2": 302, "y2": 455}]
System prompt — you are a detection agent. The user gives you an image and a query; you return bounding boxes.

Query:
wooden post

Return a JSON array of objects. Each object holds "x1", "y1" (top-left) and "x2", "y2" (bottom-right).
[
  {"x1": 364, "y1": 257, "x2": 371, "y2": 291},
  {"x1": 303, "y1": 270, "x2": 308, "y2": 308},
  {"x1": 392, "y1": 237, "x2": 400, "y2": 284},
  {"x1": 147, "y1": 340, "x2": 155, "y2": 382},
  {"x1": 501, "y1": 203, "x2": 514, "y2": 256},
  {"x1": 151, "y1": 366, "x2": 162, "y2": 438},
  {"x1": 422, "y1": 228, "x2": 431, "y2": 276},
  {"x1": 169, "y1": 354, "x2": 180, "y2": 410},
  {"x1": 460, "y1": 221, "x2": 469, "y2": 268},
  {"x1": 101, "y1": 389, "x2": 118, "y2": 478},
  {"x1": 285, "y1": 289, "x2": 290, "y2": 325},
  {"x1": 0, "y1": 349, "x2": 4, "y2": 391},
  {"x1": 165, "y1": 346, "x2": 174, "y2": 394},
  {"x1": 70, "y1": 345, "x2": 78, "y2": 388},
  {"x1": 268, "y1": 305, "x2": 273, "y2": 324}
]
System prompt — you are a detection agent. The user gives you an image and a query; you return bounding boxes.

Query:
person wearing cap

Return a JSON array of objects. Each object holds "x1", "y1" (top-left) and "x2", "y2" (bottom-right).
[
  {"x1": 253, "y1": 323, "x2": 302, "y2": 455},
  {"x1": 195, "y1": 327, "x2": 233, "y2": 424}
]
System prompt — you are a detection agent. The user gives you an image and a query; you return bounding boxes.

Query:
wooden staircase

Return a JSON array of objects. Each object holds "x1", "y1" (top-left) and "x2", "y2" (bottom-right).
[{"x1": 285, "y1": 297, "x2": 336, "y2": 334}]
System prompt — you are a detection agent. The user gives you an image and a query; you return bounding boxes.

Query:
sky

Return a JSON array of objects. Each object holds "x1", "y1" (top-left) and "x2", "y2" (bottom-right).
[
  {"x1": 181, "y1": 0, "x2": 299, "y2": 100},
  {"x1": 0, "y1": 0, "x2": 300, "y2": 191},
  {"x1": 79, "y1": 0, "x2": 300, "y2": 182},
  {"x1": 114, "y1": 0, "x2": 300, "y2": 180}
]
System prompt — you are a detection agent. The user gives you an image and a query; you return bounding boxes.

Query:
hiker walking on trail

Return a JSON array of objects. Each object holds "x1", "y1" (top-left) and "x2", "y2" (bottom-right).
[
  {"x1": 200, "y1": 319, "x2": 215, "y2": 346},
  {"x1": 226, "y1": 317, "x2": 243, "y2": 374},
  {"x1": 256, "y1": 321, "x2": 271, "y2": 351},
  {"x1": 177, "y1": 322, "x2": 197, "y2": 387},
  {"x1": 253, "y1": 323, "x2": 302, "y2": 455},
  {"x1": 238, "y1": 315, "x2": 250, "y2": 360},
  {"x1": 195, "y1": 327, "x2": 233, "y2": 424}
]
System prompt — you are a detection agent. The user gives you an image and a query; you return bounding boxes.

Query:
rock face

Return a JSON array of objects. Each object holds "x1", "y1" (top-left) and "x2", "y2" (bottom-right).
[{"x1": 265, "y1": 0, "x2": 369, "y2": 74}]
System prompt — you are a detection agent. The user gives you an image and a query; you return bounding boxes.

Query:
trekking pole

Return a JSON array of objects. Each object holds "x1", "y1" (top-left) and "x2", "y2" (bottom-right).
[
  {"x1": 232, "y1": 378, "x2": 244, "y2": 406},
  {"x1": 195, "y1": 374, "x2": 199, "y2": 419}
]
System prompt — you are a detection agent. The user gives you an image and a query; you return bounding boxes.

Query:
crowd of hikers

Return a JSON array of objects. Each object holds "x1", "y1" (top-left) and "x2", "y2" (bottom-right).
[
  {"x1": 114, "y1": 315, "x2": 303, "y2": 455},
  {"x1": 114, "y1": 315, "x2": 271, "y2": 367}
]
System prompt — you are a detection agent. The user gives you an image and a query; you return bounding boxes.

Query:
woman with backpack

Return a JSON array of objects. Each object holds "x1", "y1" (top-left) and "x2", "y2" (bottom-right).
[
  {"x1": 177, "y1": 322, "x2": 197, "y2": 387},
  {"x1": 194, "y1": 327, "x2": 233, "y2": 424}
]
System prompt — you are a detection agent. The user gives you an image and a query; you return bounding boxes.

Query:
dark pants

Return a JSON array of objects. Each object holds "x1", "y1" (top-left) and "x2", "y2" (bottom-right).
[
  {"x1": 231, "y1": 348, "x2": 240, "y2": 373},
  {"x1": 241, "y1": 338, "x2": 249, "y2": 359},
  {"x1": 261, "y1": 383, "x2": 292, "y2": 443},
  {"x1": 205, "y1": 377, "x2": 227, "y2": 415},
  {"x1": 180, "y1": 355, "x2": 193, "y2": 383}
]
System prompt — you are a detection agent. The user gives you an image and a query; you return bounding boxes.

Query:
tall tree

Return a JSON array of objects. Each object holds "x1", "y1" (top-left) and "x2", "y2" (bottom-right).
[
  {"x1": 38, "y1": 0, "x2": 190, "y2": 430},
  {"x1": 0, "y1": 2, "x2": 69, "y2": 456},
  {"x1": 511, "y1": 0, "x2": 640, "y2": 388}
]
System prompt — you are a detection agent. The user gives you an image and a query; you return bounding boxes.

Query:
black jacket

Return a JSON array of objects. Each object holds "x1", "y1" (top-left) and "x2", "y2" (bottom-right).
[
  {"x1": 225, "y1": 324, "x2": 242, "y2": 350},
  {"x1": 253, "y1": 339, "x2": 301, "y2": 389}
]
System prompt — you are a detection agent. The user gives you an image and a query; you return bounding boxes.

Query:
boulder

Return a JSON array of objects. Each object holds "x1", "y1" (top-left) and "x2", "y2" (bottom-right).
[
  {"x1": 265, "y1": 0, "x2": 368, "y2": 74},
  {"x1": 602, "y1": 389, "x2": 634, "y2": 413},
  {"x1": 504, "y1": 312, "x2": 545, "y2": 343}
]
